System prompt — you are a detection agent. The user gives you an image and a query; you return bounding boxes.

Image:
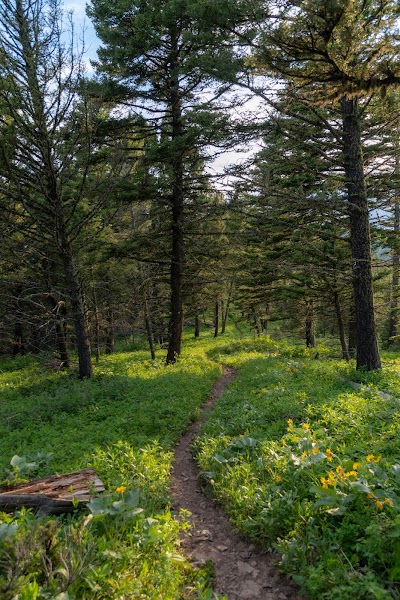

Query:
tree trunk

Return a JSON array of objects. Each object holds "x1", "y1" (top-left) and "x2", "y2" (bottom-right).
[
  {"x1": 104, "y1": 305, "x2": 115, "y2": 354},
  {"x1": 12, "y1": 321, "x2": 25, "y2": 356},
  {"x1": 386, "y1": 196, "x2": 400, "y2": 347},
  {"x1": 61, "y1": 244, "x2": 92, "y2": 379},
  {"x1": 166, "y1": 40, "x2": 185, "y2": 364},
  {"x1": 90, "y1": 272, "x2": 100, "y2": 363},
  {"x1": 214, "y1": 301, "x2": 219, "y2": 338},
  {"x1": 144, "y1": 297, "x2": 156, "y2": 360},
  {"x1": 50, "y1": 297, "x2": 69, "y2": 368},
  {"x1": 31, "y1": 328, "x2": 40, "y2": 354},
  {"x1": 194, "y1": 314, "x2": 200, "y2": 338},
  {"x1": 221, "y1": 278, "x2": 234, "y2": 334},
  {"x1": 341, "y1": 97, "x2": 381, "y2": 370},
  {"x1": 334, "y1": 291, "x2": 350, "y2": 361},
  {"x1": 305, "y1": 301, "x2": 316, "y2": 348},
  {"x1": 348, "y1": 300, "x2": 357, "y2": 358},
  {"x1": 93, "y1": 304, "x2": 101, "y2": 363},
  {"x1": 261, "y1": 303, "x2": 270, "y2": 334}
]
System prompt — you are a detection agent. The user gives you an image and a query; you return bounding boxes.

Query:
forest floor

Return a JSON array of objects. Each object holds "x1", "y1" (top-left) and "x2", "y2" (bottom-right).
[
  {"x1": 170, "y1": 366, "x2": 303, "y2": 600},
  {"x1": 2, "y1": 335, "x2": 400, "y2": 598}
]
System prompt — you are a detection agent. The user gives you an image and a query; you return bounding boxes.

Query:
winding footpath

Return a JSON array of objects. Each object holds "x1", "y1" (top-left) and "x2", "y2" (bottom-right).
[{"x1": 170, "y1": 366, "x2": 303, "y2": 600}]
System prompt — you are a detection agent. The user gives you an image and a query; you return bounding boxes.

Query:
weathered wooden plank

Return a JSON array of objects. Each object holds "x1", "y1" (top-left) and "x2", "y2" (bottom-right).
[{"x1": 0, "y1": 468, "x2": 105, "y2": 515}]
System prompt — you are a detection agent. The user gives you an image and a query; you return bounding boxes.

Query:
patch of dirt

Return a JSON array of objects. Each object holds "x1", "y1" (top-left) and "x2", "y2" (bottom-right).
[{"x1": 170, "y1": 366, "x2": 303, "y2": 600}]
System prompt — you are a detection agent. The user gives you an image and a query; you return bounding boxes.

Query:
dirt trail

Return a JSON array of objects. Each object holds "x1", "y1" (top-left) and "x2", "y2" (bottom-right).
[{"x1": 170, "y1": 366, "x2": 303, "y2": 600}]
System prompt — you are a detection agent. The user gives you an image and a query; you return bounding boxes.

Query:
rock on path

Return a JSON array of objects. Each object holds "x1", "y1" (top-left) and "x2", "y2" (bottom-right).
[{"x1": 169, "y1": 366, "x2": 303, "y2": 600}]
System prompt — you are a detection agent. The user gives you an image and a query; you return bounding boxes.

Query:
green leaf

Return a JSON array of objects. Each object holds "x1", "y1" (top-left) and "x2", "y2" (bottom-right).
[
  {"x1": 0, "y1": 522, "x2": 19, "y2": 541},
  {"x1": 314, "y1": 496, "x2": 339, "y2": 508},
  {"x1": 391, "y1": 464, "x2": 400, "y2": 478},
  {"x1": 87, "y1": 496, "x2": 110, "y2": 516},
  {"x1": 348, "y1": 481, "x2": 371, "y2": 493},
  {"x1": 309, "y1": 452, "x2": 326, "y2": 464},
  {"x1": 213, "y1": 454, "x2": 228, "y2": 464},
  {"x1": 129, "y1": 508, "x2": 144, "y2": 516},
  {"x1": 310, "y1": 485, "x2": 340, "y2": 498},
  {"x1": 10, "y1": 455, "x2": 30, "y2": 469},
  {"x1": 124, "y1": 489, "x2": 140, "y2": 507},
  {"x1": 389, "y1": 565, "x2": 400, "y2": 581}
]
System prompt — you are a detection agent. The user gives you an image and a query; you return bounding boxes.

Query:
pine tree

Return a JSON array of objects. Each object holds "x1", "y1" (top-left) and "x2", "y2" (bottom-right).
[
  {"x1": 87, "y1": 0, "x2": 235, "y2": 362},
  {"x1": 0, "y1": 0, "x2": 125, "y2": 377},
  {"x1": 241, "y1": 0, "x2": 400, "y2": 369}
]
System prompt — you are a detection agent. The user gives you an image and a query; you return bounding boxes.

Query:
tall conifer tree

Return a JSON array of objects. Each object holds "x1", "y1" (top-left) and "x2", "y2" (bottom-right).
[
  {"x1": 87, "y1": 0, "x2": 235, "y2": 362},
  {"x1": 241, "y1": 0, "x2": 400, "y2": 369}
]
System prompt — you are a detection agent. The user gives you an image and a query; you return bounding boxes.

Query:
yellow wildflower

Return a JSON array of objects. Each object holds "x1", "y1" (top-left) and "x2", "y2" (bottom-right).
[
  {"x1": 274, "y1": 475, "x2": 282, "y2": 483},
  {"x1": 327, "y1": 472, "x2": 336, "y2": 486},
  {"x1": 346, "y1": 471, "x2": 358, "y2": 478},
  {"x1": 325, "y1": 449, "x2": 333, "y2": 461},
  {"x1": 336, "y1": 465, "x2": 344, "y2": 475},
  {"x1": 281, "y1": 438, "x2": 287, "y2": 447},
  {"x1": 312, "y1": 446, "x2": 320, "y2": 455},
  {"x1": 385, "y1": 498, "x2": 394, "y2": 507},
  {"x1": 287, "y1": 419, "x2": 293, "y2": 431},
  {"x1": 302, "y1": 423, "x2": 310, "y2": 430},
  {"x1": 301, "y1": 451, "x2": 307, "y2": 459},
  {"x1": 366, "y1": 454, "x2": 375, "y2": 463},
  {"x1": 375, "y1": 500, "x2": 384, "y2": 510},
  {"x1": 116, "y1": 486, "x2": 126, "y2": 494},
  {"x1": 321, "y1": 477, "x2": 329, "y2": 489},
  {"x1": 353, "y1": 462, "x2": 361, "y2": 470},
  {"x1": 367, "y1": 492, "x2": 374, "y2": 499},
  {"x1": 376, "y1": 455, "x2": 382, "y2": 463}
]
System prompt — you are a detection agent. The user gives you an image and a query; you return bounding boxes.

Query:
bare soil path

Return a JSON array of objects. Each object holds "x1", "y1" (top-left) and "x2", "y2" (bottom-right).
[{"x1": 170, "y1": 366, "x2": 303, "y2": 600}]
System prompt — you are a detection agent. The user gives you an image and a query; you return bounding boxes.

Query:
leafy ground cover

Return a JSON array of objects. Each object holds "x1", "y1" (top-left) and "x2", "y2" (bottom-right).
[
  {"x1": 194, "y1": 341, "x2": 400, "y2": 599},
  {"x1": 0, "y1": 345, "x2": 221, "y2": 599},
  {"x1": 3, "y1": 333, "x2": 400, "y2": 599}
]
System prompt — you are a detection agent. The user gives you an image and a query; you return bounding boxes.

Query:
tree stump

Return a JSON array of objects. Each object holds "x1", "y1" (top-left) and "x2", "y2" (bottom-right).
[{"x1": 0, "y1": 468, "x2": 105, "y2": 515}]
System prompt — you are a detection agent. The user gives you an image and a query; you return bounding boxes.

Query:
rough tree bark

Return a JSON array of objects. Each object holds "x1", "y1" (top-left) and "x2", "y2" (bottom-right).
[
  {"x1": 348, "y1": 300, "x2": 357, "y2": 358},
  {"x1": 194, "y1": 314, "x2": 200, "y2": 338},
  {"x1": 341, "y1": 97, "x2": 381, "y2": 370}
]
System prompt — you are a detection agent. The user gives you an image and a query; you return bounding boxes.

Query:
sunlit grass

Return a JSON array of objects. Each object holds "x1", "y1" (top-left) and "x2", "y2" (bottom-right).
[
  {"x1": 195, "y1": 344, "x2": 400, "y2": 598},
  {"x1": 0, "y1": 341, "x2": 221, "y2": 599}
]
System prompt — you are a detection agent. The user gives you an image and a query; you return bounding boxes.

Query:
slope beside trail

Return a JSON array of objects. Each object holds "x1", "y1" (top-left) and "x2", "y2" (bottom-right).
[{"x1": 170, "y1": 366, "x2": 303, "y2": 600}]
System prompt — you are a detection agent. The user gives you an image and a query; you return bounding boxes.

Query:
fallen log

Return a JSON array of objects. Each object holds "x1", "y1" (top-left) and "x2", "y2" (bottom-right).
[{"x1": 0, "y1": 468, "x2": 105, "y2": 515}]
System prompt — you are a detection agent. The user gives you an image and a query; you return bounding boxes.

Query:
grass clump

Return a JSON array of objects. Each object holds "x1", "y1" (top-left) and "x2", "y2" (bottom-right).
[
  {"x1": 0, "y1": 345, "x2": 221, "y2": 599},
  {"x1": 194, "y1": 343, "x2": 400, "y2": 598}
]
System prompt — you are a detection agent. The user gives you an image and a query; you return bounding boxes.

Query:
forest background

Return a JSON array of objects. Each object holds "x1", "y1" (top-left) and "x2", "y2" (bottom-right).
[
  {"x1": 1, "y1": 2, "x2": 400, "y2": 598},
  {"x1": 1, "y1": 0, "x2": 400, "y2": 375}
]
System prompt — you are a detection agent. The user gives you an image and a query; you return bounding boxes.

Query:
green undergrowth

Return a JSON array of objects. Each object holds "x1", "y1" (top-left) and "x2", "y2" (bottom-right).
[
  {"x1": 0, "y1": 344, "x2": 221, "y2": 599},
  {"x1": 194, "y1": 344, "x2": 400, "y2": 599},
  {"x1": 352, "y1": 352, "x2": 400, "y2": 399}
]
